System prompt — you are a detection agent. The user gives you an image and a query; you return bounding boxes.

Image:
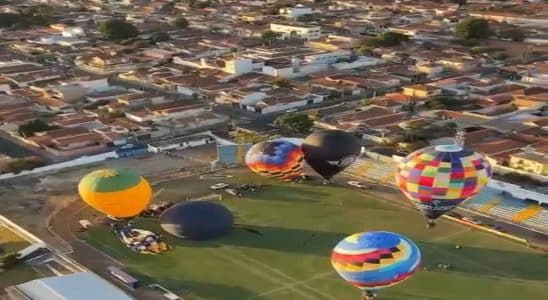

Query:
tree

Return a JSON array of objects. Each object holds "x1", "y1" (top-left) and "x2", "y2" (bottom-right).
[
  {"x1": 261, "y1": 30, "x2": 281, "y2": 45},
  {"x1": 0, "y1": 13, "x2": 23, "y2": 28},
  {"x1": 18, "y1": 119, "x2": 51, "y2": 138},
  {"x1": 0, "y1": 252, "x2": 20, "y2": 270},
  {"x1": 274, "y1": 113, "x2": 314, "y2": 134},
  {"x1": 297, "y1": 14, "x2": 315, "y2": 23},
  {"x1": 151, "y1": 31, "x2": 170, "y2": 43},
  {"x1": 230, "y1": 130, "x2": 268, "y2": 144},
  {"x1": 271, "y1": 78, "x2": 291, "y2": 88},
  {"x1": 456, "y1": 18, "x2": 490, "y2": 40},
  {"x1": 368, "y1": 32, "x2": 409, "y2": 47},
  {"x1": 500, "y1": 28, "x2": 525, "y2": 42},
  {"x1": 451, "y1": 0, "x2": 467, "y2": 6},
  {"x1": 173, "y1": 17, "x2": 189, "y2": 29},
  {"x1": 99, "y1": 19, "x2": 138, "y2": 40}
]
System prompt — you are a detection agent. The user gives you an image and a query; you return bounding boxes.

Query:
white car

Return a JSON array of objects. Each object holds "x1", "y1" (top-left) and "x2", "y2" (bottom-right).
[
  {"x1": 210, "y1": 183, "x2": 229, "y2": 190},
  {"x1": 347, "y1": 181, "x2": 366, "y2": 188}
]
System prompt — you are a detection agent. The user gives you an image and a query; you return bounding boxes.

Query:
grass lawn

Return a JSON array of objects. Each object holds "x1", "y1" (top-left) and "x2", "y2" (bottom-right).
[
  {"x1": 83, "y1": 169, "x2": 548, "y2": 300},
  {"x1": 0, "y1": 226, "x2": 38, "y2": 289}
]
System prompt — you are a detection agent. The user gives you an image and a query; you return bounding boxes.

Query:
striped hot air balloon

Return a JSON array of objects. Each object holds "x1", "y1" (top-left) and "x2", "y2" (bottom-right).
[
  {"x1": 245, "y1": 140, "x2": 304, "y2": 181},
  {"x1": 331, "y1": 231, "x2": 421, "y2": 297},
  {"x1": 78, "y1": 168, "x2": 152, "y2": 218},
  {"x1": 396, "y1": 144, "x2": 492, "y2": 224}
]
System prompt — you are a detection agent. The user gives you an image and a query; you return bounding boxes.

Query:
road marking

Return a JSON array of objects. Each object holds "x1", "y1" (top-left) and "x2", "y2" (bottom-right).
[
  {"x1": 224, "y1": 247, "x2": 338, "y2": 300},
  {"x1": 244, "y1": 271, "x2": 334, "y2": 300}
]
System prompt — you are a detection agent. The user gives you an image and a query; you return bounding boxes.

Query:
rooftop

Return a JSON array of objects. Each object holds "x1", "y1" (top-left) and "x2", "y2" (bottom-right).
[{"x1": 15, "y1": 272, "x2": 134, "y2": 300}]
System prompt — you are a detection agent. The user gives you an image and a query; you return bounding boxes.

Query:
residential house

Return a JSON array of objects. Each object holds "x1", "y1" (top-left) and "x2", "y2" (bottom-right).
[
  {"x1": 26, "y1": 127, "x2": 108, "y2": 158},
  {"x1": 402, "y1": 84, "x2": 441, "y2": 98},
  {"x1": 279, "y1": 5, "x2": 313, "y2": 19},
  {"x1": 509, "y1": 148, "x2": 548, "y2": 176},
  {"x1": 125, "y1": 102, "x2": 209, "y2": 123},
  {"x1": 270, "y1": 23, "x2": 322, "y2": 41}
]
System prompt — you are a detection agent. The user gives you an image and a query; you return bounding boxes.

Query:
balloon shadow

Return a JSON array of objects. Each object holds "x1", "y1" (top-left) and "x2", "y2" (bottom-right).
[
  {"x1": 418, "y1": 241, "x2": 548, "y2": 281},
  {"x1": 176, "y1": 224, "x2": 346, "y2": 257}
]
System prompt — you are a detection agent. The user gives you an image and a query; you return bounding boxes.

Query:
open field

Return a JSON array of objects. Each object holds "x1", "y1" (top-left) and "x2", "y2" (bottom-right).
[
  {"x1": 0, "y1": 226, "x2": 37, "y2": 289},
  {"x1": 81, "y1": 168, "x2": 548, "y2": 300}
]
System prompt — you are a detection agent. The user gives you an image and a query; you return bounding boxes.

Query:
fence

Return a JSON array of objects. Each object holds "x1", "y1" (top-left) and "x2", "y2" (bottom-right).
[{"x1": 0, "y1": 151, "x2": 118, "y2": 180}]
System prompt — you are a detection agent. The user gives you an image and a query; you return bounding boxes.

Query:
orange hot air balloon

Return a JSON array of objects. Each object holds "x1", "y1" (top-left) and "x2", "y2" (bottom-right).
[{"x1": 78, "y1": 168, "x2": 152, "y2": 218}]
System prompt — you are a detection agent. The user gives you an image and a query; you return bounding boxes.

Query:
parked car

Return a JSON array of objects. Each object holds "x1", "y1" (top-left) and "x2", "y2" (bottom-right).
[
  {"x1": 347, "y1": 181, "x2": 366, "y2": 189},
  {"x1": 225, "y1": 188, "x2": 243, "y2": 197},
  {"x1": 210, "y1": 183, "x2": 229, "y2": 190}
]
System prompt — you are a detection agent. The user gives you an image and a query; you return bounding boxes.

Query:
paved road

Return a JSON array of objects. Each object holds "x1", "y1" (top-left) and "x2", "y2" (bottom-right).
[{"x1": 49, "y1": 201, "x2": 162, "y2": 300}]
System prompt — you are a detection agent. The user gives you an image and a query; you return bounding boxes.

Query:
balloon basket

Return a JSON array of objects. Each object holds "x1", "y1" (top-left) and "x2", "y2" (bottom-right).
[{"x1": 362, "y1": 291, "x2": 377, "y2": 300}]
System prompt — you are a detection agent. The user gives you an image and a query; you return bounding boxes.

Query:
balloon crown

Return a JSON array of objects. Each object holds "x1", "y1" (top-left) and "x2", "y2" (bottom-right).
[{"x1": 96, "y1": 169, "x2": 118, "y2": 178}]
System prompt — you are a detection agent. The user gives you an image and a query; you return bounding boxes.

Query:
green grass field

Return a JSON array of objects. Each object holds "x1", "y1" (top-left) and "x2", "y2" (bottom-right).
[
  {"x1": 83, "y1": 169, "x2": 548, "y2": 300},
  {"x1": 0, "y1": 226, "x2": 37, "y2": 289}
]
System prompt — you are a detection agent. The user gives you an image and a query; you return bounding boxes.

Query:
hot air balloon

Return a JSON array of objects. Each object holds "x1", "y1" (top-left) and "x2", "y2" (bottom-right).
[
  {"x1": 245, "y1": 140, "x2": 304, "y2": 180},
  {"x1": 78, "y1": 168, "x2": 152, "y2": 218},
  {"x1": 331, "y1": 231, "x2": 421, "y2": 300},
  {"x1": 396, "y1": 144, "x2": 492, "y2": 227},
  {"x1": 159, "y1": 201, "x2": 233, "y2": 240},
  {"x1": 301, "y1": 130, "x2": 361, "y2": 181}
]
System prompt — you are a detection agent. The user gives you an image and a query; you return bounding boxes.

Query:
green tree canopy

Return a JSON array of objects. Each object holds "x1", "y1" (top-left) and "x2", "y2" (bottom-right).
[
  {"x1": 297, "y1": 14, "x2": 315, "y2": 23},
  {"x1": 18, "y1": 119, "x2": 51, "y2": 138},
  {"x1": 451, "y1": 0, "x2": 467, "y2": 6},
  {"x1": 368, "y1": 32, "x2": 409, "y2": 47},
  {"x1": 261, "y1": 30, "x2": 281, "y2": 45},
  {"x1": 151, "y1": 31, "x2": 170, "y2": 43},
  {"x1": 173, "y1": 17, "x2": 189, "y2": 29},
  {"x1": 456, "y1": 18, "x2": 490, "y2": 40},
  {"x1": 274, "y1": 113, "x2": 314, "y2": 134},
  {"x1": 0, "y1": 252, "x2": 20, "y2": 270},
  {"x1": 99, "y1": 19, "x2": 138, "y2": 40}
]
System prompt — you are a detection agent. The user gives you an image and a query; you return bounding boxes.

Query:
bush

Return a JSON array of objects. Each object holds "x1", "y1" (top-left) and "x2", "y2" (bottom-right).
[{"x1": 368, "y1": 32, "x2": 409, "y2": 47}]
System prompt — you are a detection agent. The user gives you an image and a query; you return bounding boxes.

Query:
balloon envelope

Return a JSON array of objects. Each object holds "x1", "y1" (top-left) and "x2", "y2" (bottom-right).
[
  {"x1": 301, "y1": 130, "x2": 360, "y2": 180},
  {"x1": 78, "y1": 168, "x2": 152, "y2": 218},
  {"x1": 396, "y1": 144, "x2": 492, "y2": 219},
  {"x1": 331, "y1": 231, "x2": 421, "y2": 291},
  {"x1": 272, "y1": 137, "x2": 304, "y2": 146},
  {"x1": 159, "y1": 201, "x2": 233, "y2": 240},
  {"x1": 245, "y1": 140, "x2": 304, "y2": 180}
]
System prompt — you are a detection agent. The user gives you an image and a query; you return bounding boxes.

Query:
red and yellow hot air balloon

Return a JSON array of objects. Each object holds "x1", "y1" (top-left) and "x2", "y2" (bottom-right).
[{"x1": 78, "y1": 168, "x2": 152, "y2": 218}]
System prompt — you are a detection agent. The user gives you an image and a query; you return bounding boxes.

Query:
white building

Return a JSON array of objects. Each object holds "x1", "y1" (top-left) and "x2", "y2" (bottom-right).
[
  {"x1": 279, "y1": 4, "x2": 313, "y2": 19},
  {"x1": 270, "y1": 23, "x2": 322, "y2": 41},
  {"x1": 8, "y1": 272, "x2": 134, "y2": 300}
]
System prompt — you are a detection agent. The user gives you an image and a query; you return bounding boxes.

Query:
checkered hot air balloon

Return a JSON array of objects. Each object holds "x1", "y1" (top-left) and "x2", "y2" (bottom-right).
[
  {"x1": 331, "y1": 231, "x2": 421, "y2": 298},
  {"x1": 396, "y1": 145, "x2": 492, "y2": 222},
  {"x1": 78, "y1": 168, "x2": 152, "y2": 218},
  {"x1": 245, "y1": 140, "x2": 304, "y2": 181}
]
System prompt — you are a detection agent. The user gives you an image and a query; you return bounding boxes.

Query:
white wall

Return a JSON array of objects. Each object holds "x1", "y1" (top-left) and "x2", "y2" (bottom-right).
[{"x1": 0, "y1": 151, "x2": 118, "y2": 180}]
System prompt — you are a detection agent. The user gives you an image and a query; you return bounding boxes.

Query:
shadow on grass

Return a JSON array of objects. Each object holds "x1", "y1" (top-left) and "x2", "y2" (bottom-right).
[
  {"x1": 133, "y1": 271, "x2": 258, "y2": 300},
  {"x1": 418, "y1": 241, "x2": 548, "y2": 281},
  {"x1": 174, "y1": 224, "x2": 346, "y2": 256}
]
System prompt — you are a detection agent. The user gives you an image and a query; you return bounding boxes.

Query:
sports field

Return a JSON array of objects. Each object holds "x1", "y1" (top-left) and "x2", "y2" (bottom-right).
[{"x1": 83, "y1": 169, "x2": 548, "y2": 300}]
